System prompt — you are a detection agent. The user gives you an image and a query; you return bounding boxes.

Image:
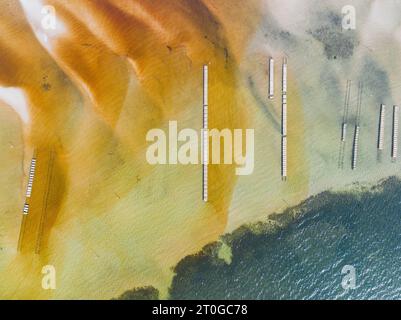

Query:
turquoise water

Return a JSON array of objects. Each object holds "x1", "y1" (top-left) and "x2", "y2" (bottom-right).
[{"x1": 169, "y1": 178, "x2": 401, "y2": 300}]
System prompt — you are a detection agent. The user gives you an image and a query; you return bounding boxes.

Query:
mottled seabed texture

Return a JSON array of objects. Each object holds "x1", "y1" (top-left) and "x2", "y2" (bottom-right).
[
  {"x1": 0, "y1": 0, "x2": 401, "y2": 299},
  {"x1": 167, "y1": 178, "x2": 401, "y2": 300}
]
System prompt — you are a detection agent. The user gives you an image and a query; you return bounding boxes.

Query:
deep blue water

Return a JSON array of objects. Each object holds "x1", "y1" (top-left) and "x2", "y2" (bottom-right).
[{"x1": 169, "y1": 177, "x2": 401, "y2": 300}]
